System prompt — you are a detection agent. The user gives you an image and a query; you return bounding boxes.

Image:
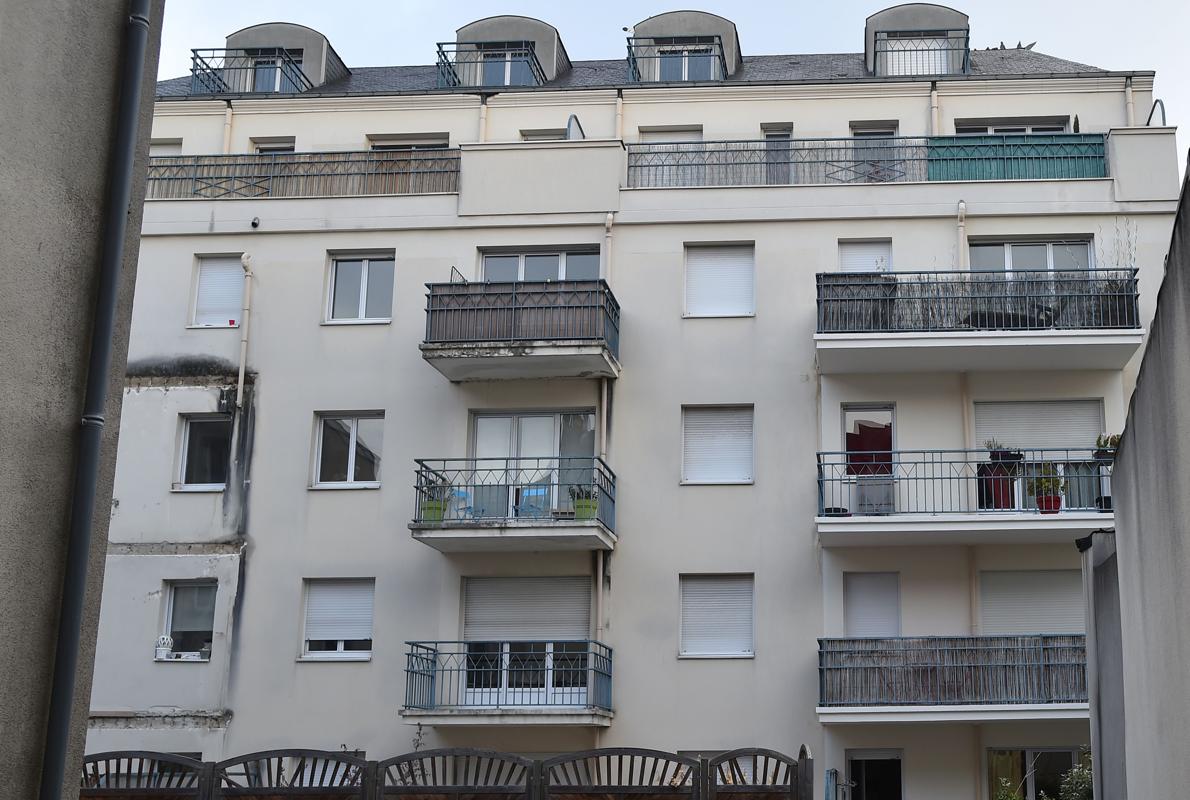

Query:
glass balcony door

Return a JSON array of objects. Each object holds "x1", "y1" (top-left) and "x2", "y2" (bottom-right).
[{"x1": 462, "y1": 641, "x2": 589, "y2": 707}]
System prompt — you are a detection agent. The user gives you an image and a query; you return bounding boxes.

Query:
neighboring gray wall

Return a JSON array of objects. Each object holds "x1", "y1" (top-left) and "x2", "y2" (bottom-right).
[
  {"x1": 456, "y1": 16, "x2": 569, "y2": 81},
  {"x1": 225, "y1": 22, "x2": 331, "y2": 87},
  {"x1": 864, "y1": 4, "x2": 969, "y2": 73},
  {"x1": 633, "y1": 11, "x2": 742, "y2": 75},
  {"x1": 1085, "y1": 532, "x2": 1126, "y2": 800},
  {"x1": 1111, "y1": 171, "x2": 1190, "y2": 798},
  {"x1": 0, "y1": 0, "x2": 163, "y2": 796}
]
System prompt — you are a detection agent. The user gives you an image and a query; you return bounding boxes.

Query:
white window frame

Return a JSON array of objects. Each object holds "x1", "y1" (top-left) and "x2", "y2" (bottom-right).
[
  {"x1": 148, "y1": 139, "x2": 183, "y2": 156},
  {"x1": 683, "y1": 244, "x2": 756, "y2": 318},
  {"x1": 312, "y1": 413, "x2": 384, "y2": 489},
  {"x1": 480, "y1": 47, "x2": 533, "y2": 86},
  {"x1": 986, "y1": 747, "x2": 1085, "y2": 800},
  {"x1": 300, "y1": 579, "x2": 375, "y2": 662},
  {"x1": 656, "y1": 41, "x2": 718, "y2": 81},
  {"x1": 956, "y1": 122, "x2": 1069, "y2": 135},
  {"x1": 968, "y1": 240, "x2": 1094, "y2": 274},
  {"x1": 252, "y1": 137, "x2": 295, "y2": 154},
  {"x1": 175, "y1": 414, "x2": 232, "y2": 492},
  {"x1": 520, "y1": 129, "x2": 568, "y2": 142},
  {"x1": 481, "y1": 251, "x2": 601, "y2": 282},
  {"x1": 681, "y1": 405, "x2": 756, "y2": 485},
  {"x1": 368, "y1": 134, "x2": 450, "y2": 151},
  {"x1": 248, "y1": 50, "x2": 303, "y2": 93},
  {"x1": 160, "y1": 580, "x2": 217, "y2": 662},
  {"x1": 678, "y1": 573, "x2": 756, "y2": 658},
  {"x1": 325, "y1": 255, "x2": 395, "y2": 324},
  {"x1": 189, "y1": 255, "x2": 243, "y2": 329}
]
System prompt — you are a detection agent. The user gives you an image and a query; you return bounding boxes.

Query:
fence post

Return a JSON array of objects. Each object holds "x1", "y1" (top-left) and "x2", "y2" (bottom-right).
[
  {"x1": 363, "y1": 759, "x2": 380, "y2": 800},
  {"x1": 199, "y1": 761, "x2": 217, "y2": 800},
  {"x1": 530, "y1": 758, "x2": 545, "y2": 800},
  {"x1": 796, "y1": 746, "x2": 813, "y2": 800},
  {"x1": 698, "y1": 756, "x2": 709, "y2": 800}
]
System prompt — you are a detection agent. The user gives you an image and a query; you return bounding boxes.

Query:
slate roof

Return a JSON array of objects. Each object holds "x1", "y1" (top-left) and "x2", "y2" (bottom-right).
[{"x1": 156, "y1": 48, "x2": 1109, "y2": 99}]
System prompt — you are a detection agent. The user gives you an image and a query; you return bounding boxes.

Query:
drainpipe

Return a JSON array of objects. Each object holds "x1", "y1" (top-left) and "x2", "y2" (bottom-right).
[
  {"x1": 234, "y1": 254, "x2": 253, "y2": 410},
  {"x1": 603, "y1": 212, "x2": 614, "y2": 284},
  {"x1": 615, "y1": 90, "x2": 624, "y2": 140},
  {"x1": 38, "y1": 2, "x2": 152, "y2": 799},
  {"x1": 929, "y1": 82, "x2": 940, "y2": 135},
  {"x1": 1124, "y1": 77, "x2": 1136, "y2": 127},
  {"x1": 222, "y1": 100, "x2": 234, "y2": 154},
  {"x1": 956, "y1": 200, "x2": 968, "y2": 268},
  {"x1": 477, "y1": 97, "x2": 488, "y2": 142},
  {"x1": 595, "y1": 550, "x2": 605, "y2": 640}
]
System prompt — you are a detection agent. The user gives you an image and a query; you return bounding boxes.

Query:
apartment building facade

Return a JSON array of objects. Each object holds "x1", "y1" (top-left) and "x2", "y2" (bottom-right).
[{"x1": 86, "y1": 6, "x2": 1181, "y2": 799}]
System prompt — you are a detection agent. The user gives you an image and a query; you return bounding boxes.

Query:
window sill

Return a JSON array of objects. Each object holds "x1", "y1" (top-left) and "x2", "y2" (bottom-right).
[
  {"x1": 309, "y1": 483, "x2": 382, "y2": 491},
  {"x1": 185, "y1": 324, "x2": 240, "y2": 329},
  {"x1": 678, "y1": 653, "x2": 755, "y2": 660},
  {"x1": 680, "y1": 480, "x2": 755, "y2": 486},
  {"x1": 682, "y1": 313, "x2": 756, "y2": 319},
  {"x1": 170, "y1": 485, "x2": 226, "y2": 493},
  {"x1": 297, "y1": 654, "x2": 372, "y2": 663},
  {"x1": 321, "y1": 318, "x2": 392, "y2": 327},
  {"x1": 154, "y1": 656, "x2": 211, "y2": 663}
]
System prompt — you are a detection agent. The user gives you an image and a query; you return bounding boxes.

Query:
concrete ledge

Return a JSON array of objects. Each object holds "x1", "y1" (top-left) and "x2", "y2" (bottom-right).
[
  {"x1": 817, "y1": 703, "x2": 1089, "y2": 724},
  {"x1": 400, "y1": 707, "x2": 614, "y2": 727},
  {"x1": 817, "y1": 512, "x2": 1112, "y2": 546},
  {"x1": 411, "y1": 518, "x2": 616, "y2": 552},
  {"x1": 420, "y1": 341, "x2": 621, "y2": 381}
]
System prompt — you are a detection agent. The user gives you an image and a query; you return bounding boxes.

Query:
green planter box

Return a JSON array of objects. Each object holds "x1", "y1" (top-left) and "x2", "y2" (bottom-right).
[
  {"x1": 420, "y1": 499, "x2": 448, "y2": 522},
  {"x1": 573, "y1": 497, "x2": 599, "y2": 520}
]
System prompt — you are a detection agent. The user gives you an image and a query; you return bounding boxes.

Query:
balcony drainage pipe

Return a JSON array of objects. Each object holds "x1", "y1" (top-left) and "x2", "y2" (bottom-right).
[
  {"x1": 478, "y1": 96, "x2": 488, "y2": 142},
  {"x1": 38, "y1": 2, "x2": 152, "y2": 799},
  {"x1": 1125, "y1": 78, "x2": 1136, "y2": 127},
  {"x1": 235, "y1": 254, "x2": 254, "y2": 410},
  {"x1": 222, "y1": 100, "x2": 234, "y2": 153},
  {"x1": 615, "y1": 90, "x2": 624, "y2": 140},
  {"x1": 956, "y1": 200, "x2": 968, "y2": 268},
  {"x1": 930, "y1": 82, "x2": 940, "y2": 135}
]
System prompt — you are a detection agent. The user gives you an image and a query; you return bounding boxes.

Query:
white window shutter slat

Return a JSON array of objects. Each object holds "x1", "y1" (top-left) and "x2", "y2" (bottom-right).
[
  {"x1": 305, "y1": 580, "x2": 374, "y2": 641},
  {"x1": 974, "y1": 401, "x2": 1104, "y2": 450},
  {"x1": 639, "y1": 128, "x2": 703, "y2": 143},
  {"x1": 980, "y1": 570, "x2": 1085, "y2": 634},
  {"x1": 843, "y1": 573, "x2": 901, "y2": 637},
  {"x1": 680, "y1": 575, "x2": 754, "y2": 655},
  {"x1": 463, "y1": 577, "x2": 591, "y2": 640},
  {"x1": 683, "y1": 406, "x2": 754, "y2": 483},
  {"x1": 194, "y1": 257, "x2": 244, "y2": 326},
  {"x1": 685, "y1": 246, "x2": 755, "y2": 316},
  {"x1": 839, "y1": 242, "x2": 892, "y2": 273}
]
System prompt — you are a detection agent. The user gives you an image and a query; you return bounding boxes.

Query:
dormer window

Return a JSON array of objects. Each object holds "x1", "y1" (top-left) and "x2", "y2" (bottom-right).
[
  {"x1": 875, "y1": 30, "x2": 967, "y2": 76},
  {"x1": 437, "y1": 40, "x2": 546, "y2": 88},
  {"x1": 249, "y1": 48, "x2": 304, "y2": 92},
  {"x1": 628, "y1": 35, "x2": 726, "y2": 82}
]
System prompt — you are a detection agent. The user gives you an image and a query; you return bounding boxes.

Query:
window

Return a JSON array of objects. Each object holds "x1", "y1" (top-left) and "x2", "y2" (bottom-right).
[
  {"x1": 988, "y1": 748, "x2": 1088, "y2": 800},
  {"x1": 252, "y1": 137, "x2": 295, "y2": 154},
  {"x1": 368, "y1": 133, "x2": 450, "y2": 151},
  {"x1": 655, "y1": 37, "x2": 718, "y2": 81},
  {"x1": 148, "y1": 139, "x2": 182, "y2": 156},
  {"x1": 478, "y1": 43, "x2": 535, "y2": 86},
  {"x1": 192, "y1": 256, "x2": 243, "y2": 327},
  {"x1": 162, "y1": 582, "x2": 216, "y2": 659},
  {"x1": 679, "y1": 574, "x2": 754, "y2": 656},
  {"x1": 682, "y1": 406, "x2": 754, "y2": 484},
  {"x1": 843, "y1": 573, "x2": 900, "y2": 637},
  {"x1": 843, "y1": 404, "x2": 894, "y2": 514},
  {"x1": 685, "y1": 245, "x2": 755, "y2": 317},
  {"x1": 327, "y1": 256, "x2": 394, "y2": 322},
  {"x1": 302, "y1": 579, "x2": 374, "y2": 659},
  {"x1": 521, "y1": 129, "x2": 568, "y2": 142},
  {"x1": 762, "y1": 126, "x2": 793, "y2": 184},
  {"x1": 638, "y1": 127, "x2": 703, "y2": 143},
  {"x1": 248, "y1": 48, "x2": 303, "y2": 93},
  {"x1": 968, "y1": 240, "x2": 1092, "y2": 273},
  {"x1": 315, "y1": 414, "x2": 384, "y2": 486},
  {"x1": 840, "y1": 241, "x2": 892, "y2": 273},
  {"x1": 178, "y1": 415, "x2": 232, "y2": 489},
  {"x1": 980, "y1": 570, "x2": 1085, "y2": 634},
  {"x1": 956, "y1": 121, "x2": 1069, "y2": 135},
  {"x1": 482, "y1": 251, "x2": 600, "y2": 282},
  {"x1": 847, "y1": 750, "x2": 903, "y2": 800}
]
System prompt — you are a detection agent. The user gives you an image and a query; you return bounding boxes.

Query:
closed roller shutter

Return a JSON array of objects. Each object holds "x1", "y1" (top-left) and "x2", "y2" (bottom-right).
[
  {"x1": 974, "y1": 401, "x2": 1103, "y2": 450},
  {"x1": 304, "y1": 580, "x2": 374, "y2": 642},
  {"x1": 682, "y1": 406, "x2": 754, "y2": 483},
  {"x1": 685, "y1": 245, "x2": 755, "y2": 316},
  {"x1": 844, "y1": 572, "x2": 901, "y2": 637},
  {"x1": 194, "y1": 256, "x2": 244, "y2": 327},
  {"x1": 980, "y1": 570, "x2": 1085, "y2": 634},
  {"x1": 839, "y1": 241, "x2": 893, "y2": 273},
  {"x1": 639, "y1": 127, "x2": 703, "y2": 143},
  {"x1": 680, "y1": 574, "x2": 754, "y2": 655},
  {"x1": 463, "y1": 576, "x2": 591, "y2": 640}
]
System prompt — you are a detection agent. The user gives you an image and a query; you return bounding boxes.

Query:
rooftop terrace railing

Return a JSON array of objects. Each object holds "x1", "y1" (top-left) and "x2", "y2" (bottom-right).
[
  {"x1": 625, "y1": 134, "x2": 1108, "y2": 188},
  {"x1": 189, "y1": 47, "x2": 311, "y2": 94},
  {"x1": 424, "y1": 280, "x2": 621, "y2": 357},
  {"x1": 436, "y1": 41, "x2": 548, "y2": 88},
  {"x1": 819, "y1": 635, "x2": 1087, "y2": 706},
  {"x1": 413, "y1": 456, "x2": 616, "y2": 533},
  {"x1": 873, "y1": 30, "x2": 970, "y2": 76},
  {"x1": 405, "y1": 640, "x2": 613, "y2": 712},
  {"x1": 145, "y1": 149, "x2": 460, "y2": 199},
  {"x1": 627, "y1": 35, "x2": 728, "y2": 82},
  {"x1": 817, "y1": 447, "x2": 1115, "y2": 517},
  {"x1": 816, "y1": 268, "x2": 1139, "y2": 334}
]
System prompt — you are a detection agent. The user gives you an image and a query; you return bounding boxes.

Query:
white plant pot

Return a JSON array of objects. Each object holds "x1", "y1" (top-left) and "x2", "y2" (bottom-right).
[{"x1": 155, "y1": 647, "x2": 172, "y2": 660}]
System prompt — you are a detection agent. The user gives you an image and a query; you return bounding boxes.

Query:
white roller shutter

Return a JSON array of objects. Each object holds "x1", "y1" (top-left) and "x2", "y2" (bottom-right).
[
  {"x1": 974, "y1": 401, "x2": 1104, "y2": 450},
  {"x1": 682, "y1": 406, "x2": 754, "y2": 483},
  {"x1": 685, "y1": 245, "x2": 755, "y2": 316},
  {"x1": 149, "y1": 140, "x2": 183, "y2": 156},
  {"x1": 843, "y1": 573, "x2": 901, "y2": 637},
  {"x1": 463, "y1": 576, "x2": 591, "y2": 640},
  {"x1": 979, "y1": 570, "x2": 1085, "y2": 634},
  {"x1": 194, "y1": 257, "x2": 244, "y2": 327},
  {"x1": 839, "y1": 241, "x2": 892, "y2": 273},
  {"x1": 680, "y1": 574, "x2": 754, "y2": 655},
  {"x1": 639, "y1": 127, "x2": 703, "y2": 143},
  {"x1": 304, "y1": 579, "x2": 374, "y2": 641}
]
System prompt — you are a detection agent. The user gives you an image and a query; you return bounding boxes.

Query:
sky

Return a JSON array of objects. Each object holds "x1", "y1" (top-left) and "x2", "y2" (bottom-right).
[{"x1": 156, "y1": 0, "x2": 1187, "y2": 169}]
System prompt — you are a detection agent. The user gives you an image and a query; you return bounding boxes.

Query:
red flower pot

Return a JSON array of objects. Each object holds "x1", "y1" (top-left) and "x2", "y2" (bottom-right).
[{"x1": 1036, "y1": 495, "x2": 1062, "y2": 514}]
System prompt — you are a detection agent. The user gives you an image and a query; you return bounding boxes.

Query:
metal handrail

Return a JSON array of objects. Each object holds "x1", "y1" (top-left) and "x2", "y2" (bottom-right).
[
  {"x1": 816, "y1": 268, "x2": 1139, "y2": 333},
  {"x1": 436, "y1": 41, "x2": 548, "y2": 88},
  {"x1": 873, "y1": 30, "x2": 970, "y2": 76},
  {"x1": 189, "y1": 47, "x2": 312, "y2": 95},
  {"x1": 817, "y1": 447, "x2": 1115, "y2": 516},
  {"x1": 626, "y1": 35, "x2": 728, "y2": 82}
]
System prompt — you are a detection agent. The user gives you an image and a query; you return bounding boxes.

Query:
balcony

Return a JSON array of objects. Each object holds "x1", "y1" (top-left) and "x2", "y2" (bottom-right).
[
  {"x1": 873, "y1": 31, "x2": 970, "y2": 76},
  {"x1": 189, "y1": 48, "x2": 311, "y2": 94},
  {"x1": 409, "y1": 457, "x2": 616, "y2": 552},
  {"x1": 815, "y1": 269, "x2": 1142, "y2": 373},
  {"x1": 627, "y1": 35, "x2": 728, "y2": 82},
  {"x1": 816, "y1": 448, "x2": 1114, "y2": 545},
  {"x1": 818, "y1": 635, "x2": 1087, "y2": 723},
  {"x1": 146, "y1": 149, "x2": 460, "y2": 200},
  {"x1": 436, "y1": 42, "x2": 547, "y2": 88},
  {"x1": 401, "y1": 640, "x2": 613, "y2": 726},
  {"x1": 625, "y1": 134, "x2": 1107, "y2": 189},
  {"x1": 420, "y1": 281, "x2": 621, "y2": 381}
]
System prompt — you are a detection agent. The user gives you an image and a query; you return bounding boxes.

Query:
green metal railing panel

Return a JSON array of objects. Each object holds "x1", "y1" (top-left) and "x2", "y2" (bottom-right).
[{"x1": 926, "y1": 134, "x2": 1108, "y2": 181}]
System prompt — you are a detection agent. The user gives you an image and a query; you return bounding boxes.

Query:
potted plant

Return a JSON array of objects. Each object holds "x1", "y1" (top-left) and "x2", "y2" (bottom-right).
[
  {"x1": 1026, "y1": 462, "x2": 1069, "y2": 514},
  {"x1": 419, "y1": 476, "x2": 452, "y2": 522},
  {"x1": 570, "y1": 484, "x2": 599, "y2": 520},
  {"x1": 1093, "y1": 433, "x2": 1120, "y2": 462},
  {"x1": 984, "y1": 438, "x2": 1024, "y2": 463},
  {"x1": 154, "y1": 635, "x2": 174, "y2": 661},
  {"x1": 979, "y1": 439, "x2": 1021, "y2": 510}
]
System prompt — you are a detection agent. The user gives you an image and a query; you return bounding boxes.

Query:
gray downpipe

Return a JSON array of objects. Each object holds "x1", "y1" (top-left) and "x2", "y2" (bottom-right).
[{"x1": 38, "y1": 1, "x2": 152, "y2": 798}]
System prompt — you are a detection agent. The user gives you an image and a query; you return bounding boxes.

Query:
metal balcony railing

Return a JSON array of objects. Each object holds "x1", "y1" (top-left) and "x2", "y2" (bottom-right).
[
  {"x1": 817, "y1": 447, "x2": 1116, "y2": 517},
  {"x1": 625, "y1": 134, "x2": 1108, "y2": 187},
  {"x1": 819, "y1": 635, "x2": 1087, "y2": 706},
  {"x1": 424, "y1": 280, "x2": 621, "y2": 358},
  {"x1": 626, "y1": 35, "x2": 728, "y2": 82},
  {"x1": 189, "y1": 48, "x2": 311, "y2": 94},
  {"x1": 405, "y1": 640, "x2": 613, "y2": 711},
  {"x1": 873, "y1": 30, "x2": 970, "y2": 76},
  {"x1": 816, "y1": 269, "x2": 1139, "y2": 334},
  {"x1": 413, "y1": 457, "x2": 616, "y2": 532},
  {"x1": 145, "y1": 149, "x2": 460, "y2": 199},
  {"x1": 436, "y1": 41, "x2": 547, "y2": 88}
]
